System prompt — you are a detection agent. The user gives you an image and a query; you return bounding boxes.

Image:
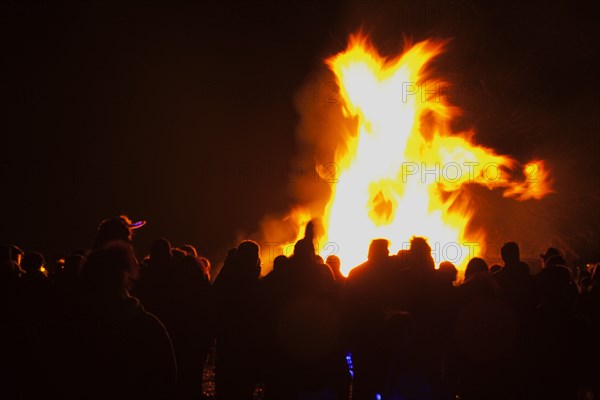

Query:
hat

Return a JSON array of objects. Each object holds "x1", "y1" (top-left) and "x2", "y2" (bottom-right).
[
  {"x1": 98, "y1": 215, "x2": 146, "y2": 231},
  {"x1": 93, "y1": 215, "x2": 146, "y2": 248},
  {"x1": 540, "y1": 247, "x2": 561, "y2": 261}
]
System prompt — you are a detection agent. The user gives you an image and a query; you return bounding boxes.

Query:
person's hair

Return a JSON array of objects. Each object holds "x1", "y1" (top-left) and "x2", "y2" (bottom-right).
[
  {"x1": 198, "y1": 256, "x2": 211, "y2": 280},
  {"x1": 293, "y1": 238, "x2": 314, "y2": 262},
  {"x1": 501, "y1": 242, "x2": 520, "y2": 264},
  {"x1": 237, "y1": 240, "x2": 260, "y2": 265},
  {"x1": 231, "y1": 240, "x2": 261, "y2": 278},
  {"x1": 465, "y1": 257, "x2": 489, "y2": 281},
  {"x1": 409, "y1": 237, "x2": 431, "y2": 256},
  {"x1": 179, "y1": 244, "x2": 198, "y2": 258},
  {"x1": 150, "y1": 238, "x2": 172, "y2": 262},
  {"x1": 409, "y1": 236, "x2": 434, "y2": 270},
  {"x1": 93, "y1": 216, "x2": 135, "y2": 248},
  {"x1": 273, "y1": 255, "x2": 288, "y2": 271},
  {"x1": 438, "y1": 261, "x2": 457, "y2": 282},
  {"x1": 490, "y1": 264, "x2": 502, "y2": 274},
  {"x1": 325, "y1": 255, "x2": 341, "y2": 271},
  {"x1": 368, "y1": 239, "x2": 390, "y2": 261}
]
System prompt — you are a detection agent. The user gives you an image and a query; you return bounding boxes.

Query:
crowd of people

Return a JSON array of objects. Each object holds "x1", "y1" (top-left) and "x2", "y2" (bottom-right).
[{"x1": 1, "y1": 215, "x2": 599, "y2": 400}]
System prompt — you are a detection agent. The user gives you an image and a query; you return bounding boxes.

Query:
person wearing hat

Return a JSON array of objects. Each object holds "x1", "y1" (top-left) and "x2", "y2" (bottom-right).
[
  {"x1": 52, "y1": 242, "x2": 176, "y2": 399},
  {"x1": 92, "y1": 215, "x2": 146, "y2": 249},
  {"x1": 540, "y1": 247, "x2": 562, "y2": 268}
]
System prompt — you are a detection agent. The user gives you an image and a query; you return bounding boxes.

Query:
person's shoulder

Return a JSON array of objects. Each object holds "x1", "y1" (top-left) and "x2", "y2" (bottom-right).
[
  {"x1": 347, "y1": 261, "x2": 374, "y2": 281},
  {"x1": 127, "y1": 296, "x2": 170, "y2": 335}
]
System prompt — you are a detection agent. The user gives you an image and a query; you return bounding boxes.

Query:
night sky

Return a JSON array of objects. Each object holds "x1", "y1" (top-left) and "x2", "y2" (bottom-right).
[{"x1": 2, "y1": 1, "x2": 599, "y2": 265}]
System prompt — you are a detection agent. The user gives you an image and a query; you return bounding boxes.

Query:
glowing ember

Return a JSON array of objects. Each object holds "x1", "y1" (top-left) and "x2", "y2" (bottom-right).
[{"x1": 266, "y1": 33, "x2": 553, "y2": 276}]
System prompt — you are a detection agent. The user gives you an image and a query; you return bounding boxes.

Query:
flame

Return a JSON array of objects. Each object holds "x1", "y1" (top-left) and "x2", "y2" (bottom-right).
[
  {"x1": 259, "y1": 34, "x2": 554, "y2": 276},
  {"x1": 307, "y1": 34, "x2": 553, "y2": 276}
]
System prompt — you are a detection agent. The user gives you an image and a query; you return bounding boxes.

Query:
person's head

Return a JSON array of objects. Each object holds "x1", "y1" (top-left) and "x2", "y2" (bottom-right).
[
  {"x1": 179, "y1": 244, "x2": 198, "y2": 258},
  {"x1": 438, "y1": 261, "x2": 457, "y2": 284},
  {"x1": 150, "y1": 238, "x2": 172, "y2": 264},
  {"x1": 273, "y1": 255, "x2": 288, "y2": 272},
  {"x1": 368, "y1": 239, "x2": 390, "y2": 262},
  {"x1": 93, "y1": 215, "x2": 145, "y2": 249},
  {"x1": 304, "y1": 219, "x2": 323, "y2": 242},
  {"x1": 325, "y1": 255, "x2": 341, "y2": 272},
  {"x1": 465, "y1": 257, "x2": 489, "y2": 281},
  {"x1": 82, "y1": 242, "x2": 139, "y2": 290},
  {"x1": 198, "y1": 257, "x2": 211, "y2": 280},
  {"x1": 237, "y1": 240, "x2": 261, "y2": 276},
  {"x1": 409, "y1": 237, "x2": 435, "y2": 270},
  {"x1": 22, "y1": 252, "x2": 45, "y2": 273},
  {"x1": 501, "y1": 242, "x2": 520, "y2": 265},
  {"x1": 180, "y1": 255, "x2": 207, "y2": 280},
  {"x1": 541, "y1": 247, "x2": 561, "y2": 263},
  {"x1": 293, "y1": 238, "x2": 315, "y2": 264},
  {"x1": 490, "y1": 264, "x2": 502, "y2": 274},
  {"x1": 10, "y1": 245, "x2": 24, "y2": 265}
]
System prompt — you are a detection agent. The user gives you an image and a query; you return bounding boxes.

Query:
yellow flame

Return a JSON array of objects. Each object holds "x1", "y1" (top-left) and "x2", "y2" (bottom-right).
[{"x1": 311, "y1": 34, "x2": 553, "y2": 275}]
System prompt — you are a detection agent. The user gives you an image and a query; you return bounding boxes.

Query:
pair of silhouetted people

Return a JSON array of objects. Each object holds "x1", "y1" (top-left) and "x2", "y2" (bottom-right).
[{"x1": 134, "y1": 237, "x2": 213, "y2": 400}]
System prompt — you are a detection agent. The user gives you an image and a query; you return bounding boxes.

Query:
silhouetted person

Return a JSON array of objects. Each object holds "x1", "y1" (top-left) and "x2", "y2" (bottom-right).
[
  {"x1": 489, "y1": 264, "x2": 502, "y2": 274},
  {"x1": 407, "y1": 237, "x2": 436, "y2": 272},
  {"x1": 135, "y1": 238, "x2": 213, "y2": 400},
  {"x1": 464, "y1": 257, "x2": 488, "y2": 282},
  {"x1": 399, "y1": 238, "x2": 446, "y2": 399},
  {"x1": 214, "y1": 240, "x2": 262, "y2": 400},
  {"x1": 0, "y1": 244, "x2": 21, "y2": 399},
  {"x1": 326, "y1": 254, "x2": 346, "y2": 284},
  {"x1": 92, "y1": 215, "x2": 145, "y2": 249},
  {"x1": 535, "y1": 254, "x2": 573, "y2": 304},
  {"x1": 260, "y1": 223, "x2": 345, "y2": 399},
  {"x1": 273, "y1": 254, "x2": 288, "y2": 272},
  {"x1": 57, "y1": 242, "x2": 176, "y2": 400},
  {"x1": 494, "y1": 242, "x2": 535, "y2": 322},
  {"x1": 257, "y1": 254, "x2": 291, "y2": 399},
  {"x1": 172, "y1": 254, "x2": 214, "y2": 400},
  {"x1": 430, "y1": 260, "x2": 459, "y2": 398},
  {"x1": 438, "y1": 261, "x2": 457, "y2": 287},
  {"x1": 540, "y1": 247, "x2": 561, "y2": 269},
  {"x1": 573, "y1": 262, "x2": 600, "y2": 397},
  {"x1": 198, "y1": 256, "x2": 212, "y2": 281},
  {"x1": 454, "y1": 257, "x2": 515, "y2": 400},
  {"x1": 179, "y1": 244, "x2": 198, "y2": 258},
  {"x1": 134, "y1": 238, "x2": 174, "y2": 322},
  {"x1": 528, "y1": 252, "x2": 578, "y2": 399},
  {"x1": 499, "y1": 242, "x2": 530, "y2": 275},
  {"x1": 345, "y1": 239, "x2": 394, "y2": 400},
  {"x1": 13, "y1": 251, "x2": 53, "y2": 398},
  {"x1": 8, "y1": 244, "x2": 24, "y2": 276}
]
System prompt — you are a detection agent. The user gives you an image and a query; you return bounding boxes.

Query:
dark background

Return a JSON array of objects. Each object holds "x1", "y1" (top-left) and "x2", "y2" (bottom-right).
[{"x1": 2, "y1": 1, "x2": 599, "y2": 265}]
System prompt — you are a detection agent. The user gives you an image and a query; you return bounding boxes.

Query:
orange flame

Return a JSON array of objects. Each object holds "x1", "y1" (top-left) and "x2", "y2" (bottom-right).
[{"x1": 265, "y1": 34, "x2": 553, "y2": 276}]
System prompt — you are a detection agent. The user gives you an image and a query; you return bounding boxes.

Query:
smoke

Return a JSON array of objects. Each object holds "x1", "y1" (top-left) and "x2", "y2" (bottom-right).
[{"x1": 253, "y1": 2, "x2": 600, "y2": 272}]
